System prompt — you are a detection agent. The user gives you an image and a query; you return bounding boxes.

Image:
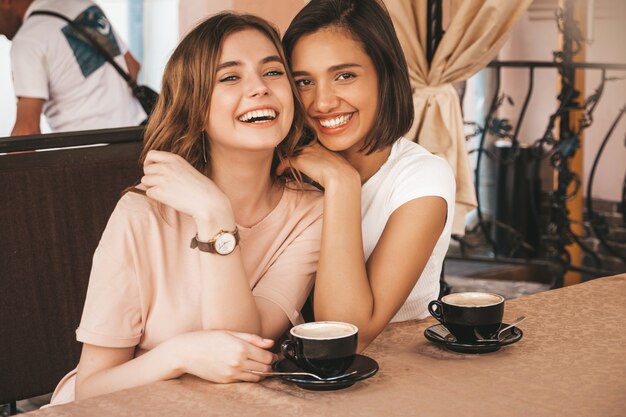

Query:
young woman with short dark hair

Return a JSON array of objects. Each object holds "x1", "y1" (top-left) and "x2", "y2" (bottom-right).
[{"x1": 281, "y1": 0, "x2": 455, "y2": 351}]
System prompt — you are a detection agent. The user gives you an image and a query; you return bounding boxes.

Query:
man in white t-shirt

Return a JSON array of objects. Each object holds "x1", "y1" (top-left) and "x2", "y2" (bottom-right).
[{"x1": 0, "y1": 0, "x2": 146, "y2": 136}]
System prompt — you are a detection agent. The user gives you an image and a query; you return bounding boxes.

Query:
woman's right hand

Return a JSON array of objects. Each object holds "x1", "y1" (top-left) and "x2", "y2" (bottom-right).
[
  {"x1": 141, "y1": 150, "x2": 235, "y2": 229},
  {"x1": 170, "y1": 330, "x2": 275, "y2": 383},
  {"x1": 277, "y1": 142, "x2": 359, "y2": 189}
]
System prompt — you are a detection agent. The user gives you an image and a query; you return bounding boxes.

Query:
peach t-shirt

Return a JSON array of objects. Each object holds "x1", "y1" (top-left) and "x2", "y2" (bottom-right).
[{"x1": 50, "y1": 184, "x2": 322, "y2": 404}]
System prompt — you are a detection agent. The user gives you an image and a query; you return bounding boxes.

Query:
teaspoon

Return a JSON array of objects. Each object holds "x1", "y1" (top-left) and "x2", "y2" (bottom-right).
[
  {"x1": 248, "y1": 369, "x2": 358, "y2": 381},
  {"x1": 475, "y1": 315, "x2": 527, "y2": 342}
]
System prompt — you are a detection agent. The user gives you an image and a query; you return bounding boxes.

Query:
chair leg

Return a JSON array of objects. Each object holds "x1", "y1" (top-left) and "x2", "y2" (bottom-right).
[{"x1": 9, "y1": 401, "x2": 18, "y2": 416}]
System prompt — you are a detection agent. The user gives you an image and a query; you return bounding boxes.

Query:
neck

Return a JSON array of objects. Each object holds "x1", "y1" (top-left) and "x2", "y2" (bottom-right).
[
  {"x1": 209, "y1": 145, "x2": 282, "y2": 227},
  {"x1": 341, "y1": 144, "x2": 392, "y2": 184}
]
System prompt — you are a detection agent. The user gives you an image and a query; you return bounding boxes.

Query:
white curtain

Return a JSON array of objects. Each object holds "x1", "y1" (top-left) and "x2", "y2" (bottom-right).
[{"x1": 384, "y1": 0, "x2": 533, "y2": 235}]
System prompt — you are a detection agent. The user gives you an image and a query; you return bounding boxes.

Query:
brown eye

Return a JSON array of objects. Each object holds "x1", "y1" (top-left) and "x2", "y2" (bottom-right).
[
  {"x1": 295, "y1": 79, "x2": 313, "y2": 88},
  {"x1": 336, "y1": 72, "x2": 356, "y2": 81}
]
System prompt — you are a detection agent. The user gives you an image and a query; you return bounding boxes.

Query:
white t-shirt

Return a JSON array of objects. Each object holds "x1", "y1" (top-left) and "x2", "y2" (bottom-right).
[
  {"x1": 361, "y1": 138, "x2": 456, "y2": 322},
  {"x1": 11, "y1": 0, "x2": 146, "y2": 132}
]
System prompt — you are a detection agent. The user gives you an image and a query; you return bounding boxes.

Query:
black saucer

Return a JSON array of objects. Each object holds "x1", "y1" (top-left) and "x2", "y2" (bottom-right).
[
  {"x1": 272, "y1": 354, "x2": 378, "y2": 391},
  {"x1": 424, "y1": 323, "x2": 523, "y2": 353}
]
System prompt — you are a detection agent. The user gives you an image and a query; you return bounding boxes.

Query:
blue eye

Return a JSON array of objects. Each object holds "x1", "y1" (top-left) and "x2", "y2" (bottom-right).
[{"x1": 219, "y1": 75, "x2": 239, "y2": 82}]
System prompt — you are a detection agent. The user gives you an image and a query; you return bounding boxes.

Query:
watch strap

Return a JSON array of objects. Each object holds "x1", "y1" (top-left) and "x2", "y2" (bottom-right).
[{"x1": 190, "y1": 227, "x2": 240, "y2": 254}]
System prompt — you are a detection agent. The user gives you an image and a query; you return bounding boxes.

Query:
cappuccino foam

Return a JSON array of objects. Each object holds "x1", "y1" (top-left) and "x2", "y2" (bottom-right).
[
  {"x1": 443, "y1": 292, "x2": 503, "y2": 307},
  {"x1": 291, "y1": 322, "x2": 358, "y2": 340}
]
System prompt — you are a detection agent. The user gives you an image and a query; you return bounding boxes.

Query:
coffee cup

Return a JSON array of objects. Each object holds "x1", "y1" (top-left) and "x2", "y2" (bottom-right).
[
  {"x1": 281, "y1": 321, "x2": 358, "y2": 378},
  {"x1": 428, "y1": 292, "x2": 505, "y2": 343}
]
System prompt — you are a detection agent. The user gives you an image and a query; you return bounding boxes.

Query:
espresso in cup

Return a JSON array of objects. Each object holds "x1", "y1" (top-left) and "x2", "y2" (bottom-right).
[
  {"x1": 281, "y1": 321, "x2": 358, "y2": 378},
  {"x1": 428, "y1": 292, "x2": 504, "y2": 343}
]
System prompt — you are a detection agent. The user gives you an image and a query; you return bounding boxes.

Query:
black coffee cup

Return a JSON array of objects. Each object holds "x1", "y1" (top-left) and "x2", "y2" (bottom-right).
[
  {"x1": 428, "y1": 292, "x2": 505, "y2": 343},
  {"x1": 281, "y1": 321, "x2": 358, "y2": 378}
]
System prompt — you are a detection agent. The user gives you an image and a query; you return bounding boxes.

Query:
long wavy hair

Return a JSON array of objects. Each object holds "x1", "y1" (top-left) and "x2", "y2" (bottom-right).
[{"x1": 141, "y1": 12, "x2": 306, "y2": 179}]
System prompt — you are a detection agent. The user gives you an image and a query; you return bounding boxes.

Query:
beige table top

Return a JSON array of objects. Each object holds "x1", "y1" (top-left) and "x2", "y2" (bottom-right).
[{"x1": 29, "y1": 274, "x2": 626, "y2": 417}]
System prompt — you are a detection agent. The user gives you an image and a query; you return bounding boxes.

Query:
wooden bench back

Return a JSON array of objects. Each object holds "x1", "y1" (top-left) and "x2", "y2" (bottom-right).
[{"x1": 0, "y1": 128, "x2": 143, "y2": 403}]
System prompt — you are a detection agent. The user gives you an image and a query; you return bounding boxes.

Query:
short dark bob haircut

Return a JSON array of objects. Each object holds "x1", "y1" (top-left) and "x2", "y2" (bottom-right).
[{"x1": 283, "y1": 0, "x2": 414, "y2": 154}]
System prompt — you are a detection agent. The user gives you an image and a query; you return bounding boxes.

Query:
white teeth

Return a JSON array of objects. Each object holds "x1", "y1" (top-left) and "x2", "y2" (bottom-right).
[
  {"x1": 238, "y1": 108, "x2": 277, "y2": 123},
  {"x1": 319, "y1": 113, "x2": 352, "y2": 128}
]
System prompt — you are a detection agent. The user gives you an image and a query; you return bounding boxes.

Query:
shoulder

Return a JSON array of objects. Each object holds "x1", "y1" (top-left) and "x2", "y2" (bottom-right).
[
  {"x1": 20, "y1": 0, "x2": 97, "y2": 36},
  {"x1": 28, "y1": 0, "x2": 97, "y2": 18},
  {"x1": 282, "y1": 183, "x2": 324, "y2": 220},
  {"x1": 13, "y1": 3, "x2": 66, "y2": 51},
  {"x1": 117, "y1": 190, "x2": 158, "y2": 212},
  {"x1": 11, "y1": 21, "x2": 49, "y2": 51},
  {"x1": 393, "y1": 138, "x2": 451, "y2": 168},
  {"x1": 389, "y1": 139, "x2": 454, "y2": 186},
  {"x1": 380, "y1": 139, "x2": 455, "y2": 208},
  {"x1": 10, "y1": 34, "x2": 43, "y2": 62},
  {"x1": 98, "y1": 191, "x2": 179, "y2": 251},
  {"x1": 107, "y1": 191, "x2": 163, "y2": 230}
]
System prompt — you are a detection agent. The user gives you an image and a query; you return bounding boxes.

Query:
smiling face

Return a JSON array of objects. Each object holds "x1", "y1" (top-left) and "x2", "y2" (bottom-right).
[
  {"x1": 290, "y1": 27, "x2": 378, "y2": 155},
  {"x1": 207, "y1": 29, "x2": 294, "y2": 154}
]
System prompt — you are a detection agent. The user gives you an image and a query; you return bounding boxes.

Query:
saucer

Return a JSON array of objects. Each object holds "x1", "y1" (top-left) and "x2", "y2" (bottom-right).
[
  {"x1": 272, "y1": 354, "x2": 378, "y2": 391},
  {"x1": 424, "y1": 323, "x2": 523, "y2": 354}
]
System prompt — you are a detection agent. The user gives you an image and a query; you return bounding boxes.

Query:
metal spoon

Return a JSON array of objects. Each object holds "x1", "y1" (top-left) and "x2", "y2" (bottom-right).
[
  {"x1": 248, "y1": 369, "x2": 358, "y2": 381},
  {"x1": 475, "y1": 316, "x2": 527, "y2": 342},
  {"x1": 496, "y1": 316, "x2": 527, "y2": 339}
]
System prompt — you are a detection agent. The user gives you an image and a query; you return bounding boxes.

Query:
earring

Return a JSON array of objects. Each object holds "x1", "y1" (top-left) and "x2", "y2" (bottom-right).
[{"x1": 201, "y1": 131, "x2": 207, "y2": 164}]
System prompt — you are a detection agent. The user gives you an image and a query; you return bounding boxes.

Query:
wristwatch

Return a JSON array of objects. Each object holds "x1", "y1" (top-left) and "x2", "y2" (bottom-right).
[{"x1": 190, "y1": 227, "x2": 240, "y2": 255}]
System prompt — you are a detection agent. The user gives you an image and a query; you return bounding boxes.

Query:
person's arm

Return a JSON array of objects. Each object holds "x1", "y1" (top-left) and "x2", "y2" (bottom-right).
[
  {"x1": 123, "y1": 51, "x2": 141, "y2": 81},
  {"x1": 75, "y1": 331, "x2": 275, "y2": 400},
  {"x1": 10, "y1": 35, "x2": 48, "y2": 136},
  {"x1": 141, "y1": 150, "x2": 292, "y2": 339},
  {"x1": 72, "y1": 190, "x2": 276, "y2": 401},
  {"x1": 317, "y1": 194, "x2": 446, "y2": 351},
  {"x1": 278, "y1": 143, "x2": 447, "y2": 351},
  {"x1": 252, "y1": 204, "x2": 323, "y2": 338},
  {"x1": 11, "y1": 97, "x2": 44, "y2": 136}
]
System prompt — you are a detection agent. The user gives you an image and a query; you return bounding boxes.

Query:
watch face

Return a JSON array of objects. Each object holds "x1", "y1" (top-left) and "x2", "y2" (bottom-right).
[{"x1": 215, "y1": 232, "x2": 237, "y2": 255}]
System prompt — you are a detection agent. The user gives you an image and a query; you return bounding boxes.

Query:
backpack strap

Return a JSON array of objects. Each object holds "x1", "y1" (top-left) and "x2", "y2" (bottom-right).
[{"x1": 29, "y1": 10, "x2": 138, "y2": 89}]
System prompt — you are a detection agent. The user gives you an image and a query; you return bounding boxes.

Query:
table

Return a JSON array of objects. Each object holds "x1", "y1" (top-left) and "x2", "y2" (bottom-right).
[{"x1": 27, "y1": 274, "x2": 626, "y2": 417}]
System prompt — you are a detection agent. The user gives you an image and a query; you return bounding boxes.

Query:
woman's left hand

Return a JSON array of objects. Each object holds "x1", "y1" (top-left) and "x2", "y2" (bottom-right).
[
  {"x1": 276, "y1": 142, "x2": 359, "y2": 189},
  {"x1": 141, "y1": 150, "x2": 234, "y2": 225}
]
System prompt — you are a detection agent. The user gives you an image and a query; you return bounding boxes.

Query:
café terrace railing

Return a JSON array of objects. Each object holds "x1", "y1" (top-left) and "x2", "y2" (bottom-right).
[{"x1": 442, "y1": 2, "x2": 626, "y2": 286}]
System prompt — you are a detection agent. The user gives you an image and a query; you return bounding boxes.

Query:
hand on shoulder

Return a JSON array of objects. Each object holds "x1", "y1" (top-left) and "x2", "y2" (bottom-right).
[
  {"x1": 277, "y1": 142, "x2": 359, "y2": 189},
  {"x1": 141, "y1": 150, "x2": 234, "y2": 227}
]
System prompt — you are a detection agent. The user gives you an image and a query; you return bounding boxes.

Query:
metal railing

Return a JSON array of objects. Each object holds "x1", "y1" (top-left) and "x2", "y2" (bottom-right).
[{"x1": 454, "y1": 2, "x2": 626, "y2": 283}]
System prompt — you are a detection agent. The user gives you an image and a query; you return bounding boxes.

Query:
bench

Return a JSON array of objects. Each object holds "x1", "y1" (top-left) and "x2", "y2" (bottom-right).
[{"x1": 0, "y1": 127, "x2": 143, "y2": 409}]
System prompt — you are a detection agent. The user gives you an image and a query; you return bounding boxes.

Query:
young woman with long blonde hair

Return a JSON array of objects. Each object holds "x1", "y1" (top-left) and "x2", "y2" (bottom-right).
[{"x1": 48, "y1": 12, "x2": 322, "y2": 405}]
